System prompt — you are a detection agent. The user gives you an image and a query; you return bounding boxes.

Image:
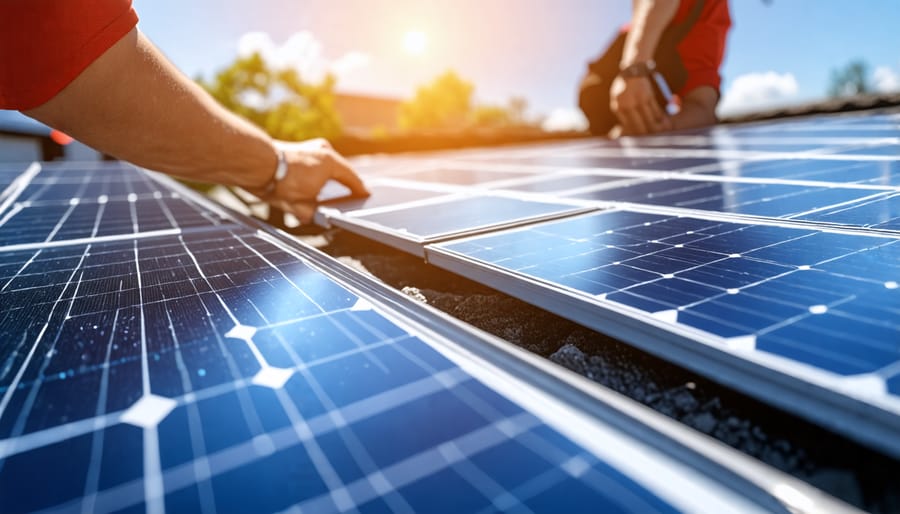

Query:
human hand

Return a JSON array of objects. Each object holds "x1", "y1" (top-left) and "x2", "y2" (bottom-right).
[
  {"x1": 609, "y1": 76, "x2": 672, "y2": 136},
  {"x1": 248, "y1": 138, "x2": 369, "y2": 224}
]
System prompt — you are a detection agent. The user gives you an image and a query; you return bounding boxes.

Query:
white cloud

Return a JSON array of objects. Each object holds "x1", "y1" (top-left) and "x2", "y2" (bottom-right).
[
  {"x1": 718, "y1": 71, "x2": 799, "y2": 116},
  {"x1": 237, "y1": 31, "x2": 370, "y2": 84},
  {"x1": 541, "y1": 107, "x2": 588, "y2": 132},
  {"x1": 873, "y1": 65, "x2": 900, "y2": 93}
]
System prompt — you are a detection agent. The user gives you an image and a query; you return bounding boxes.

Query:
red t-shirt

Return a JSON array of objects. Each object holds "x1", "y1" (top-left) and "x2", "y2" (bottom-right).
[
  {"x1": 0, "y1": 0, "x2": 138, "y2": 110},
  {"x1": 672, "y1": 0, "x2": 731, "y2": 96}
]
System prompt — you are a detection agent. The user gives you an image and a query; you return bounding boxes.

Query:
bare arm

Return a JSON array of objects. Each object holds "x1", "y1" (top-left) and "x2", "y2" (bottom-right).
[
  {"x1": 610, "y1": 0, "x2": 679, "y2": 135},
  {"x1": 25, "y1": 28, "x2": 366, "y2": 222},
  {"x1": 621, "y1": 0, "x2": 679, "y2": 68}
]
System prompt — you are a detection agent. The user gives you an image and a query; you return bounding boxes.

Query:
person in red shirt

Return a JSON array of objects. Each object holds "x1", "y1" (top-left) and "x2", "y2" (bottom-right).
[
  {"x1": 0, "y1": 0, "x2": 367, "y2": 223},
  {"x1": 579, "y1": 0, "x2": 731, "y2": 137}
]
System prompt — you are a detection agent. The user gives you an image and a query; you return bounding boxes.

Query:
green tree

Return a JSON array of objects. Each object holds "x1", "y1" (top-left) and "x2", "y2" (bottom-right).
[
  {"x1": 399, "y1": 71, "x2": 536, "y2": 131},
  {"x1": 197, "y1": 53, "x2": 342, "y2": 141},
  {"x1": 471, "y1": 105, "x2": 511, "y2": 128},
  {"x1": 828, "y1": 60, "x2": 871, "y2": 98},
  {"x1": 472, "y1": 96, "x2": 532, "y2": 128},
  {"x1": 399, "y1": 70, "x2": 474, "y2": 130}
]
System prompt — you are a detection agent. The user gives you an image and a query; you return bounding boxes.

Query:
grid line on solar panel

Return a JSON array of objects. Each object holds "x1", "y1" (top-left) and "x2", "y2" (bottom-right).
[
  {"x1": 0, "y1": 224, "x2": 770, "y2": 513},
  {"x1": 428, "y1": 209, "x2": 900, "y2": 454},
  {"x1": 0, "y1": 163, "x2": 31, "y2": 192},
  {"x1": 0, "y1": 162, "x2": 40, "y2": 218},
  {"x1": 686, "y1": 159, "x2": 900, "y2": 187},
  {"x1": 0, "y1": 164, "x2": 237, "y2": 251},
  {"x1": 323, "y1": 192, "x2": 594, "y2": 257},
  {"x1": 565, "y1": 178, "x2": 892, "y2": 220}
]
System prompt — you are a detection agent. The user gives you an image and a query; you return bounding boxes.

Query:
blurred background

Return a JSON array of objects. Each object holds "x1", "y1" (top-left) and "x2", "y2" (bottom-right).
[{"x1": 2, "y1": 0, "x2": 899, "y2": 160}]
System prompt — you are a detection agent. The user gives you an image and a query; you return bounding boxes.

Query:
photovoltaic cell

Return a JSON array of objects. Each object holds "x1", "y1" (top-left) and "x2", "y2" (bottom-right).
[
  {"x1": 428, "y1": 209, "x2": 900, "y2": 455},
  {"x1": 0, "y1": 164, "x2": 232, "y2": 249},
  {"x1": 692, "y1": 159, "x2": 900, "y2": 186},
  {"x1": 832, "y1": 143, "x2": 900, "y2": 157},
  {"x1": 0, "y1": 165, "x2": 28, "y2": 189},
  {"x1": 567, "y1": 178, "x2": 887, "y2": 221},
  {"x1": 353, "y1": 195, "x2": 583, "y2": 239},
  {"x1": 497, "y1": 154, "x2": 723, "y2": 171},
  {"x1": 321, "y1": 110, "x2": 900, "y2": 456},
  {"x1": 0, "y1": 163, "x2": 789, "y2": 512},
  {"x1": 499, "y1": 173, "x2": 630, "y2": 193},
  {"x1": 326, "y1": 194, "x2": 591, "y2": 255},
  {"x1": 802, "y1": 192, "x2": 900, "y2": 231},
  {"x1": 319, "y1": 183, "x2": 447, "y2": 213}
]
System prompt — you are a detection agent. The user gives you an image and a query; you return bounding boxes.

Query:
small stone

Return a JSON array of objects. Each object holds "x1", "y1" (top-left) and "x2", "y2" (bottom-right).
[
  {"x1": 672, "y1": 388, "x2": 699, "y2": 413},
  {"x1": 401, "y1": 286, "x2": 428, "y2": 304},
  {"x1": 751, "y1": 425, "x2": 767, "y2": 442},
  {"x1": 691, "y1": 412, "x2": 717, "y2": 434}
]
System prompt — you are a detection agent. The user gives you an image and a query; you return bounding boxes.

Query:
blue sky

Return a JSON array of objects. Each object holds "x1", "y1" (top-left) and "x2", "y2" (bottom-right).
[{"x1": 133, "y1": 0, "x2": 900, "y2": 123}]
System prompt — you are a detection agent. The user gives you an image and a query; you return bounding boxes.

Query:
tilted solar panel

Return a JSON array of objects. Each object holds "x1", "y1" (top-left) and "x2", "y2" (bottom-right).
[
  {"x1": 319, "y1": 108, "x2": 900, "y2": 456},
  {"x1": 325, "y1": 192, "x2": 593, "y2": 257},
  {"x1": 1, "y1": 163, "x2": 827, "y2": 513},
  {"x1": 428, "y1": 209, "x2": 900, "y2": 455}
]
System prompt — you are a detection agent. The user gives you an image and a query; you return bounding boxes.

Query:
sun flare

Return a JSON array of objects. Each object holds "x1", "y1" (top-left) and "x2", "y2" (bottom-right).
[{"x1": 403, "y1": 30, "x2": 427, "y2": 56}]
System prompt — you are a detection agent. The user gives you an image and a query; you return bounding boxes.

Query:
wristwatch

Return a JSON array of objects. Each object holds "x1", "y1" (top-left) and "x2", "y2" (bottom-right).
[{"x1": 618, "y1": 60, "x2": 657, "y2": 79}]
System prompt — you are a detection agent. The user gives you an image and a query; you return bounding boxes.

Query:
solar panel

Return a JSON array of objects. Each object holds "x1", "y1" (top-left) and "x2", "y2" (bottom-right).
[
  {"x1": 1, "y1": 163, "x2": 820, "y2": 512},
  {"x1": 566, "y1": 177, "x2": 891, "y2": 222},
  {"x1": 319, "y1": 109, "x2": 900, "y2": 456},
  {"x1": 690, "y1": 158, "x2": 900, "y2": 185},
  {"x1": 326, "y1": 193, "x2": 593, "y2": 256},
  {"x1": 0, "y1": 164, "x2": 29, "y2": 189},
  {"x1": 428, "y1": 208, "x2": 900, "y2": 454}
]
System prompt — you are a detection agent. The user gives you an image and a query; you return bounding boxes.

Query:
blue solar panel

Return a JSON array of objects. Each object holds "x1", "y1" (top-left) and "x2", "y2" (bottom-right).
[
  {"x1": 327, "y1": 194, "x2": 591, "y2": 256},
  {"x1": 567, "y1": 178, "x2": 890, "y2": 222},
  {"x1": 1, "y1": 163, "x2": 800, "y2": 512},
  {"x1": 319, "y1": 183, "x2": 446, "y2": 213},
  {"x1": 803, "y1": 192, "x2": 900, "y2": 231},
  {"x1": 428, "y1": 209, "x2": 900, "y2": 455},
  {"x1": 500, "y1": 154, "x2": 722, "y2": 171},
  {"x1": 0, "y1": 164, "x2": 28, "y2": 189},
  {"x1": 833, "y1": 143, "x2": 900, "y2": 157},
  {"x1": 322, "y1": 111, "x2": 900, "y2": 458},
  {"x1": 499, "y1": 173, "x2": 630, "y2": 193},
  {"x1": 0, "y1": 163, "x2": 232, "y2": 250},
  {"x1": 691, "y1": 158, "x2": 900, "y2": 186}
]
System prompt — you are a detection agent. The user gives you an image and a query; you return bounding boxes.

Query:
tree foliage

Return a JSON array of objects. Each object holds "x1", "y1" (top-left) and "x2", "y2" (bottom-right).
[
  {"x1": 828, "y1": 60, "x2": 871, "y2": 98},
  {"x1": 399, "y1": 71, "x2": 534, "y2": 131},
  {"x1": 399, "y1": 70, "x2": 474, "y2": 130},
  {"x1": 197, "y1": 53, "x2": 342, "y2": 141}
]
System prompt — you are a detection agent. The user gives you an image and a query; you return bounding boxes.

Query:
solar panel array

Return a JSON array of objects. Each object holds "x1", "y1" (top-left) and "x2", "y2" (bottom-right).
[
  {"x1": 319, "y1": 109, "x2": 900, "y2": 457},
  {"x1": 0, "y1": 162, "x2": 814, "y2": 512}
]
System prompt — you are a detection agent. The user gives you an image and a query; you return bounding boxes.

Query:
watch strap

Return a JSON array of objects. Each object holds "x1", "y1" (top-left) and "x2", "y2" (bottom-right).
[{"x1": 618, "y1": 60, "x2": 657, "y2": 79}]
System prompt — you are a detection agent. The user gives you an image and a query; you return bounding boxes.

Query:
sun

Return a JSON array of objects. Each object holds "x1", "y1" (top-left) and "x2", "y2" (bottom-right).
[{"x1": 403, "y1": 30, "x2": 427, "y2": 56}]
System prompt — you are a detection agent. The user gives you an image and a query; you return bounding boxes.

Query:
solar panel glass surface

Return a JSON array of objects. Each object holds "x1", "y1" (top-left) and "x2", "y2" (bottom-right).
[
  {"x1": 0, "y1": 163, "x2": 781, "y2": 513},
  {"x1": 429, "y1": 208, "x2": 900, "y2": 454},
  {"x1": 313, "y1": 109, "x2": 900, "y2": 454}
]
